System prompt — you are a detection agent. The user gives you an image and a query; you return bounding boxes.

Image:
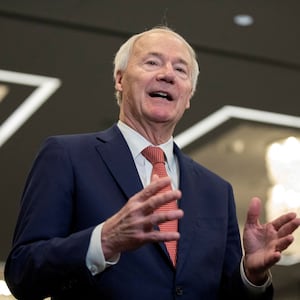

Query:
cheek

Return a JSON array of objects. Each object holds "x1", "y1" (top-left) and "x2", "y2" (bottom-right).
[{"x1": 121, "y1": 77, "x2": 135, "y2": 98}]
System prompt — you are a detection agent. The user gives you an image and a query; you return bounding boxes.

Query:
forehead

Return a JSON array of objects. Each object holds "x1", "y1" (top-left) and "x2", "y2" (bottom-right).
[{"x1": 132, "y1": 31, "x2": 192, "y2": 64}]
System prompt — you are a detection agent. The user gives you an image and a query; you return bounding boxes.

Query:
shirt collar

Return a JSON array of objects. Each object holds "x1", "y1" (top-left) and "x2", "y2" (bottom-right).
[{"x1": 117, "y1": 120, "x2": 174, "y2": 164}]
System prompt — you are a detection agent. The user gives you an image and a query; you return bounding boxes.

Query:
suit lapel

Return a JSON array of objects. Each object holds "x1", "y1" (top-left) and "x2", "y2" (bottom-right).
[
  {"x1": 174, "y1": 146, "x2": 205, "y2": 274},
  {"x1": 95, "y1": 125, "x2": 143, "y2": 200}
]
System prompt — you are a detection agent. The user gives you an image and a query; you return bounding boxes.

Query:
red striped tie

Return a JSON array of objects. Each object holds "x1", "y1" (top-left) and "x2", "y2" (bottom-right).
[{"x1": 142, "y1": 146, "x2": 178, "y2": 266}]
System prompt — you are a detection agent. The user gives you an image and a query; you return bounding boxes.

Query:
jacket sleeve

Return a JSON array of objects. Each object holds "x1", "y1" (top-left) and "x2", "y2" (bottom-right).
[{"x1": 4, "y1": 137, "x2": 95, "y2": 299}]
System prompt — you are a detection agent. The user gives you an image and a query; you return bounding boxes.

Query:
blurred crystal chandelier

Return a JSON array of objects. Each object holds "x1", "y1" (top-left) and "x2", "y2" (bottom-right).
[{"x1": 265, "y1": 136, "x2": 300, "y2": 265}]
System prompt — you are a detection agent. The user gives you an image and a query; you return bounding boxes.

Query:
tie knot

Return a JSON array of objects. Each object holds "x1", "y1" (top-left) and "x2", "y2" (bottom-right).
[{"x1": 142, "y1": 146, "x2": 165, "y2": 165}]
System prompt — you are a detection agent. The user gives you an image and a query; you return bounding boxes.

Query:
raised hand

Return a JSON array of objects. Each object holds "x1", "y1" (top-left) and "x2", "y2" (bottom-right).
[
  {"x1": 101, "y1": 176, "x2": 183, "y2": 260},
  {"x1": 242, "y1": 197, "x2": 300, "y2": 284}
]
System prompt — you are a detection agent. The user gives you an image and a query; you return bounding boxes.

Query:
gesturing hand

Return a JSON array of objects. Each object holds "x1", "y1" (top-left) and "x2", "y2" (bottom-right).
[
  {"x1": 243, "y1": 197, "x2": 300, "y2": 284},
  {"x1": 101, "y1": 176, "x2": 183, "y2": 260}
]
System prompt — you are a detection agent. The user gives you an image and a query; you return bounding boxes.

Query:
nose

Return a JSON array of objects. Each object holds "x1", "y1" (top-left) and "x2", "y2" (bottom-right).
[{"x1": 156, "y1": 63, "x2": 175, "y2": 84}]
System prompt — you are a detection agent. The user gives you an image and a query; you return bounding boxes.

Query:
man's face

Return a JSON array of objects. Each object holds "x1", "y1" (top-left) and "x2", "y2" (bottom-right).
[{"x1": 116, "y1": 31, "x2": 193, "y2": 129}]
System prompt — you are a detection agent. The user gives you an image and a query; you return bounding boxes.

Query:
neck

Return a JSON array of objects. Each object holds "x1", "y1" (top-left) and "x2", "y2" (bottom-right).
[{"x1": 119, "y1": 118, "x2": 174, "y2": 145}]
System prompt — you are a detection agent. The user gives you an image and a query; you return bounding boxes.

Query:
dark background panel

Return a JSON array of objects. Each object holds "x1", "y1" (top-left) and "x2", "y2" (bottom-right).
[
  {"x1": 0, "y1": 16, "x2": 122, "y2": 257},
  {"x1": 0, "y1": 2, "x2": 299, "y2": 299},
  {"x1": 0, "y1": 1, "x2": 300, "y2": 65}
]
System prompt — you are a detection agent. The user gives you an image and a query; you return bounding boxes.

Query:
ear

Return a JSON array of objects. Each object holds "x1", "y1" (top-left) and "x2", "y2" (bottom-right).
[
  {"x1": 185, "y1": 97, "x2": 191, "y2": 109},
  {"x1": 185, "y1": 98, "x2": 191, "y2": 109},
  {"x1": 115, "y1": 70, "x2": 123, "y2": 92},
  {"x1": 185, "y1": 90, "x2": 193, "y2": 109}
]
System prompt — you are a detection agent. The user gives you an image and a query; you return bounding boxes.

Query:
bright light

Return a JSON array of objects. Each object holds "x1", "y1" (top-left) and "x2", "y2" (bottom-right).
[
  {"x1": 266, "y1": 136, "x2": 300, "y2": 190},
  {"x1": 233, "y1": 14, "x2": 254, "y2": 26},
  {"x1": 0, "y1": 280, "x2": 11, "y2": 296},
  {"x1": 265, "y1": 136, "x2": 300, "y2": 265}
]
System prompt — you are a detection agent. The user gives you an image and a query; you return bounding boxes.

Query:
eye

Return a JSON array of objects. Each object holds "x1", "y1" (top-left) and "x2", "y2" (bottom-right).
[
  {"x1": 146, "y1": 60, "x2": 158, "y2": 66},
  {"x1": 175, "y1": 64, "x2": 189, "y2": 78},
  {"x1": 176, "y1": 67, "x2": 187, "y2": 74},
  {"x1": 174, "y1": 62, "x2": 188, "y2": 73}
]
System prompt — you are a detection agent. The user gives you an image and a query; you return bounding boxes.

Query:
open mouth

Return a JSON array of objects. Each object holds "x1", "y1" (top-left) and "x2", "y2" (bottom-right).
[{"x1": 149, "y1": 91, "x2": 173, "y2": 101}]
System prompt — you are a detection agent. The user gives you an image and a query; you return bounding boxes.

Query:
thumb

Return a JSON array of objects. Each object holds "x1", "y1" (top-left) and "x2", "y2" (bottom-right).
[{"x1": 246, "y1": 197, "x2": 262, "y2": 226}]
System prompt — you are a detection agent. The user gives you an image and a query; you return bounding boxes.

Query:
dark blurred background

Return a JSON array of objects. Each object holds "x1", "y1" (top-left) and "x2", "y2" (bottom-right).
[{"x1": 1, "y1": 1, "x2": 300, "y2": 299}]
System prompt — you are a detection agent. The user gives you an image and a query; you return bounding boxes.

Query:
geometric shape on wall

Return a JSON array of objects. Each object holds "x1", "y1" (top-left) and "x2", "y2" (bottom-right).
[
  {"x1": 0, "y1": 69, "x2": 61, "y2": 147},
  {"x1": 175, "y1": 105, "x2": 300, "y2": 149}
]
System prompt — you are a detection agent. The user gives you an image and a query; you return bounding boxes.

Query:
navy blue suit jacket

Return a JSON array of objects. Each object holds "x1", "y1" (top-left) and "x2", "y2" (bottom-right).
[{"x1": 5, "y1": 124, "x2": 273, "y2": 299}]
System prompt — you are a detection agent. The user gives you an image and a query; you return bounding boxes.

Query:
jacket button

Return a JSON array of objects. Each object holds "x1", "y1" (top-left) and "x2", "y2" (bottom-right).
[{"x1": 175, "y1": 286, "x2": 183, "y2": 296}]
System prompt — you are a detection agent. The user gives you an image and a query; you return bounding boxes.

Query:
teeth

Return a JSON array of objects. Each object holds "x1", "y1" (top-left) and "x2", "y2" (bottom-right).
[
  {"x1": 156, "y1": 92, "x2": 168, "y2": 97},
  {"x1": 149, "y1": 92, "x2": 171, "y2": 100}
]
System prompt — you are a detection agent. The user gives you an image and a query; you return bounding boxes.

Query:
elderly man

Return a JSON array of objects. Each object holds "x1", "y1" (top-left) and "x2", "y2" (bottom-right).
[{"x1": 5, "y1": 26, "x2": 300, "y2": 300}]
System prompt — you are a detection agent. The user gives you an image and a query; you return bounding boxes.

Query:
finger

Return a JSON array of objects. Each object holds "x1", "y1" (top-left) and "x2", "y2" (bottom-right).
[
  {"x1": 141, "y1": 207, "x2": 183, "y2": 241},
  {"x1": 146, "y1": 228, "x2": 181, "y2": 243},
  {"x1": 138, "y1": 177, "x2": 173, "y2": 203},
  {"x1": 275, "y1": 234, "x2": 294, "y2": 252},
  {"x1": 142, "y1": 189, "x2": 182, "y2": 214},
  {"x1": 245, "y1": 197, "x2": 262, "y2": 226},
  {"x1": 271, "y1": 212, "x2": 299, "y2": 232},
  {"x1": 151, "y1": 173, "x2": 160, "y2": 182},
  {"x1": 264, "y1": 252, "x2": 282, "y2": 268},
  {"x1": 277, "y1": 217, "x2": 300, "y2": 237},
  {"x1": 147, "y1": 208, "x2": 184, "y2": 228}
]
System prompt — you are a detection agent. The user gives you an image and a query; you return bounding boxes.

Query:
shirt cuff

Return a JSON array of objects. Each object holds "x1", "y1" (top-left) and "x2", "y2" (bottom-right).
[
  {"x1": 240, "y1": 258, "x2": 272, "y2": 295},
  {"x1": 86, "y1": 222, "x2": 120, "y2": 275}
]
